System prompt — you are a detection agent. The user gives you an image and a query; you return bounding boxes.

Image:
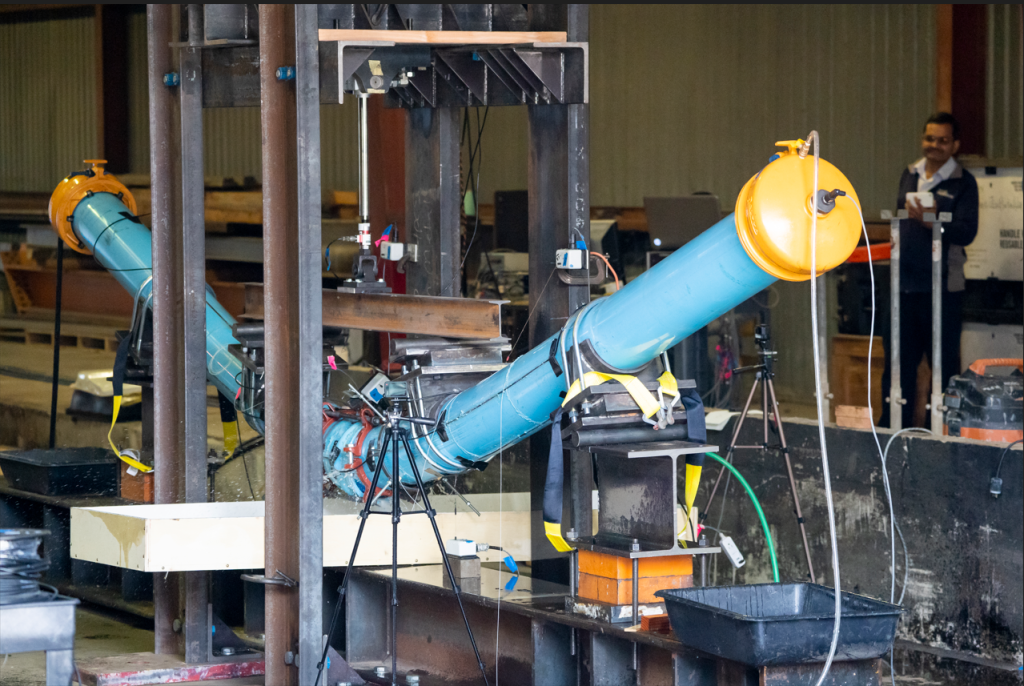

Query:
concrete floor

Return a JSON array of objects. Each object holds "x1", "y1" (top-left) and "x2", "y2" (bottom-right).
[{"x1": 0, "y1": 607, "x2": 263, "y2": 686}]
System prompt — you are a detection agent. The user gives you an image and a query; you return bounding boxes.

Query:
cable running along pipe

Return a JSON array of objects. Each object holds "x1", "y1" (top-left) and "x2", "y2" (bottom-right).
[{"x1": 705, "y1": 451, "x2": 779, "y2": 582}]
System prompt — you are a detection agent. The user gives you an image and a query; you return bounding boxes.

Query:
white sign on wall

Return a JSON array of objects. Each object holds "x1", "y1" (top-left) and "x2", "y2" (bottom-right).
[{"x1": 964, "y1": 169, "x2": 1023, "y2": 282}]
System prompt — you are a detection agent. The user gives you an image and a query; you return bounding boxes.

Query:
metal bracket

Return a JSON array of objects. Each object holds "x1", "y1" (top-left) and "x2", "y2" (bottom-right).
[
  {"x1": 240, "y1": 570, "x2": 297, "y2": 587},
  {"x1": 557, "y1": 252, "x2": 606, "y2": 286}
]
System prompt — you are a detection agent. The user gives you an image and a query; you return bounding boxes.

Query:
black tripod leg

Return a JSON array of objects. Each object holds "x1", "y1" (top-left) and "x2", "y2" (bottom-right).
[
  {"x1": 313, "y1": 430, "x2": 392, "y2": 686},
  {"x1": 398, "y1": 430, "x2": 491, "y2": 686},
  {"x1": 390, "y1": 430, "x2": 400, "y2": 686},
  {"x1": 766, "y1": 378, "x2": 817, "y2": 583}
]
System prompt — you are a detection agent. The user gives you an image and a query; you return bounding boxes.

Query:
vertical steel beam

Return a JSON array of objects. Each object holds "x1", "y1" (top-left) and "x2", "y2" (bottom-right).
[
  {"x1": 260, "y1": 6, "x2": 300, "y2": 685},
  {"x1": 929, "y1": 215, "x2": 944, "y2": 432},
  {"x1": 405, "y1": 107, "x2": 461, "y2": 296},
  {"x1": 888, "y1": 211, "x2": 903, "y2": 430},
  {"x1": 147, "y1": 3, "x2": 184, "y2": 655},
  {"x1": 295, "y1": 6, "x2": 324, "y2": 686},
  {"x1": 179, "y1": 4, "x2": 209, "y2": 663},
  {"x1": 527, "y1": 5, "x2": 590, "y2": 570}
]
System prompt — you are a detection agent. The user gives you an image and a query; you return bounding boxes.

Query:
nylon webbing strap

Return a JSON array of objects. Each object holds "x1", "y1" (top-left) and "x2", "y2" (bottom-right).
[
  {"x1": 542, "y1": 410, "x2": 573, "y2": 552},
  {"x1": 108, "y1": 334, "x2": 152, "y2": 474},
  {"x1": 562, "y1": 371, "x2": 661, "y2": 418}
]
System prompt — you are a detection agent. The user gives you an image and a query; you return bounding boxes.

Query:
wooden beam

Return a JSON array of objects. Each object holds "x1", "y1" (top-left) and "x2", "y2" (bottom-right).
[
  {"x1": 243, "y1": 285, "x2": 504, "y2": 339},
  {"x1": 936, "y1": 4, "x2": 953, "y2": 113},
  {"x1": 317, "y1": 29, "x2": 567, "y2": 44},
  {"x1": 951, "y1": 4, "x2": 989, "y2": 155}
]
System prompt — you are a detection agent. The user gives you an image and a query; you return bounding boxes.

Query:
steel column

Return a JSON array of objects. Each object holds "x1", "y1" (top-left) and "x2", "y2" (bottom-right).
[
  {"x1": 295, "y1": 6, "x2": 324, "y2": 686},
  {"x1": 527, "y1": 5, "x2": 590, "y2": 570},
  {"x1": 888, "y1": 211, "x2": 903, "y2": 430},
  {"x1": 929, "y1": 214, "x2": 945, "y2": 432},
  {"x1": 260, "y1": 6, "x2": 300, "y2": 685},
  {"x1": 405, "y1": 107, "x2": 461, "y2": 296},
  {"x1": 179, "y1": 4, "x2": 209, "y2": 663},
  {"x1": 147, "y1": 3, "x2": 184, "y2": 656}
]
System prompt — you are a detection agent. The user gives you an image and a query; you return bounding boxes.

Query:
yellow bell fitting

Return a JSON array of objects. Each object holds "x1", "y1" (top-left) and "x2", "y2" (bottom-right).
[
  {"x1": 48, "y1": 159, "x2": 137, "y2": 255},
  {"x1": 734, "y1": 140, "x2": 861, "y2": 281}
]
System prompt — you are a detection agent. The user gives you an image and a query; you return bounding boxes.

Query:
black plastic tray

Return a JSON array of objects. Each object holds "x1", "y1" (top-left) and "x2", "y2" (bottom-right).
[
  {"x1": 0, "y1": 448, "x2": 118, "y2": 497},
  {"x1": 657, "y1": 583, "x2": 901, "y2": 667}
]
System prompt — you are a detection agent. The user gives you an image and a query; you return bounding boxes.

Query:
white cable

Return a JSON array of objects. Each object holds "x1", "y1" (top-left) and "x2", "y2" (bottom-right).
[
  {"x1": 806, "y1": 131, "x2": 842, "y2": 686},
  {"x1": 495, "y1": 382, "x2": 505, "y2": 686},
  {"x1": 842, "y1": 193, "x2": 903, "y2": 686}
]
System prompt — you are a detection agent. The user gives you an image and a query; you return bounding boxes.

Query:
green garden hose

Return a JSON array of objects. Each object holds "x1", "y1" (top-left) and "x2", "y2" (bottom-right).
[{"x1": 705, "y1": 451, "x2": 780, "y2": 582}]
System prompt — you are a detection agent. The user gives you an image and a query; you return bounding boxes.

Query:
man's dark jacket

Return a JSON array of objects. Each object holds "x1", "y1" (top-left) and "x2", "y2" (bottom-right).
[{"x1": 896, "y1": 162, "x2": 979, "y2": 292}]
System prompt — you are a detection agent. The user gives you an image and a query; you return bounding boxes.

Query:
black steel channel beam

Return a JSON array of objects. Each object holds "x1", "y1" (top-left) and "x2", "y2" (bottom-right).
[
  {"x1": 179, "y1": 4, "x2": 210, "y2": 663},
  {"x1": 147, "y1": 2, "x2": 184, "y2": 656},
  {"x1": 295, "y1": 6, "x2": 324, "y2": 686},
  {"x1": 526, "y1": 5, "x2": 590, "y2": 580},
  {"x1": 405, "y1": 107, "x2": 461, "y2": 296}
]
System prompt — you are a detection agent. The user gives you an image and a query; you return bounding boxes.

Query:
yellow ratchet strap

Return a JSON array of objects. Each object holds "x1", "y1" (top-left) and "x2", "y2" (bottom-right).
[
  {"x1": 684, "y1": 463, "x2": 702, "y2": 512},
  {"x1": 544, "y1": 521, "x2": 574, "y2": 552},
  {"x1": 658, "y1": 371, "x2": 679, "y2": 398},
  {"x1": 108, "y1": 396, "x2": 152, "y2": 473},
  {"x1": 562, "y1": 371, "x2": 661, "y2": 418}
]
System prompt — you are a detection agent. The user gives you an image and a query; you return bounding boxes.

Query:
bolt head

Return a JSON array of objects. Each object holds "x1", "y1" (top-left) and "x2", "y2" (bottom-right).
[
  {"x1": 374, "y1": 666, "x2": 387, "y2": 677},
  {"x1": 172, "y1": 618, "x2": 182, "y2": 633},
  {"x1": 163, "y1": 72, "x2": 180, "y2": 87}
]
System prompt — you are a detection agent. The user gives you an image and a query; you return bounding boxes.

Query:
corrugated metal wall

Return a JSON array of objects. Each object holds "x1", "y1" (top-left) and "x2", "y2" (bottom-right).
[
  {"x1": 474, "y1": 5, "x2": 943, "y2": 219},
  {"x1": 987, "y1": 4, "x2": 1024, "y2": 160},
  {"x1": 0, "y1": 11, "x2": 98, "y2": 192}
]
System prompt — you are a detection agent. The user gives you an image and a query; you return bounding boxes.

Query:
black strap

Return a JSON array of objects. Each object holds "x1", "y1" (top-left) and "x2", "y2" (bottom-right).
[
  {"x1": 112, "y1": 333, "x2": 132, "y2": 398},
  {"x1": 542, "y1": 410, "x2": 564, "y2": 524},
  {"x1": 680, "y1": 387, "x2": 707, "y2": 467}
]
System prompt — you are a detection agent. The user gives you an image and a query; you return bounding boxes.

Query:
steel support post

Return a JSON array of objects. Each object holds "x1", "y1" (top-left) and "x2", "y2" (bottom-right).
[
  {"x1": 179, "y1": 4, "x2": 209, "y2": 663},
  {"x1": 295, "y1": 6, "x2": 324, "y2": 685},
  {"x1": 147, "y1": 2, "x2": 184, "y2": 655},
  {"x1": 405, "y1": 107, "x2": 461, "y2": 296},
  {"x1": 887, "y1": 211, "x2": 904, "y2": 430},
  {"x1": 815, "y1": 275, "x2": 831, "y2": 422},
  {"x1": 260, "y1": 6, "x2": 300, "y2": 684},
  {"x1": 527, "y1": 6, "x2": 590, "y2": 570},
  {"x1": 929, "y1": 213, "x2": 948, "y2": 432}
]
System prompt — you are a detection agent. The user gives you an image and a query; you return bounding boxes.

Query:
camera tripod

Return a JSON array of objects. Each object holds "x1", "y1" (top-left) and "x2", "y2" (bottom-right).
[
  {"x1": 700, "y1": 325, "x2": 816, "y2": 583},
  {"x1": 315, "y1": 408, "x2": 489, "y2": 686}
]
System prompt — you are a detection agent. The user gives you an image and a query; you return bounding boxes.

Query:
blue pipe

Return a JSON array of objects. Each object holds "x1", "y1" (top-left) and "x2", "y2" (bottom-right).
[
  {"x1": 70, "y1": 192, "x2": 248, "y2": 423},
  {"x1": 324, "y1": 214, "x2": 777, "y2": 499}
]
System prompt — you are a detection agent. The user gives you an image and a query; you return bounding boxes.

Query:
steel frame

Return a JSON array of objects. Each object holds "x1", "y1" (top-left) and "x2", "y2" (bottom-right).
[{"x1": 146, "y1": 2, "x2": 591, "y2": 676}]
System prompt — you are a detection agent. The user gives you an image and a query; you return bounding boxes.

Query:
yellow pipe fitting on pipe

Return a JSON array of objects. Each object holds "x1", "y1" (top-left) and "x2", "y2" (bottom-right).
[
  {"x1": 48, "y1": 160, "x2": 137, "y2": 255},
  {"x1": 734, "y1": 142, "x2": 861, "y2": 282}
]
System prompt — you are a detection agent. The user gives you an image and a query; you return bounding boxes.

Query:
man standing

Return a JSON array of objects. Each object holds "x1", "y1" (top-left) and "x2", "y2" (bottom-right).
[{"x1": 883, "y1": 112, "x2": 979, "y2": 428}]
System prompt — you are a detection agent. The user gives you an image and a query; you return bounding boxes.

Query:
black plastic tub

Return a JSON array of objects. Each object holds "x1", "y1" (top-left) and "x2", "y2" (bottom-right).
[
  {"x1": 657, "y1": 583, "x2": 901, "y2": 667},
  {"x1": 0, "y1": 448, "x2": 118, "y2": 497}
]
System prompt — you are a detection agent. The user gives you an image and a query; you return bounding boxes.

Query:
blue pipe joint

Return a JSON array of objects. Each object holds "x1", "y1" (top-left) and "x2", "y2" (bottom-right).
[{"x1": 322, "y1": 214, "x2": 778, "y2": 498}]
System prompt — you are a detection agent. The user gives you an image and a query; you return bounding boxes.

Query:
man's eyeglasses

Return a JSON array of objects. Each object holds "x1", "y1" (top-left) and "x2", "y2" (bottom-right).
[{"x1": 923, "y1": 135, "x2": 952, "y2": 145}]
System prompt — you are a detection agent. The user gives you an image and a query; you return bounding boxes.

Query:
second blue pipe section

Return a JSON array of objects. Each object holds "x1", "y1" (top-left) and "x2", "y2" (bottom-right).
[{"x1": 324, "y1": 214, "x2": 776, "y2": 499}]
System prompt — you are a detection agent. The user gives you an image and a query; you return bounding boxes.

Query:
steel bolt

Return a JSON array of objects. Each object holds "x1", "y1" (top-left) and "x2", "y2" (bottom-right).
[
  {"x1": 284, "y1": 651, "x2": 295, "y2": 665},
  {"x1": 631, "y1": 538, "x2": 640, "y2": 552},
  {"x1": 163, "y1": 72, "x2": 180, "y2": 87},
  {"x1": 374, "y1": 666, "x2": 387, "y2": 678},
  {"x1": 276, "y1": 66, "x2": 296, "y2": 81},
  {"x1": 566, "y1": 528, "x2": 577, "y2": 541},
  {"x1": 407, "y1": 676, "x2": 421, "y2": 685},
  {"x1": 698, "y1": 534, "x2": 708, "y2": 548},
  {"x1": 220, "y1": 647, "x2": 235, "y2": 656}
]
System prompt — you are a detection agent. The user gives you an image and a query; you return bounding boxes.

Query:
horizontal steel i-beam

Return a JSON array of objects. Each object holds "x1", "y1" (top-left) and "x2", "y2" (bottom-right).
[{"x1": 243, "y1": 285, "x2": 505, "y2": 339}]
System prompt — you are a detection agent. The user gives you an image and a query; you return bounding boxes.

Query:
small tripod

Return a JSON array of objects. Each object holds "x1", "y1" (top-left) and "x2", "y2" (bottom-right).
[
  {"x1": 315, "y1": 408, "x2": 489, "y2": 686},
  {"x1": 700, "y1": 324, "x2": 816, "y2": 583}
]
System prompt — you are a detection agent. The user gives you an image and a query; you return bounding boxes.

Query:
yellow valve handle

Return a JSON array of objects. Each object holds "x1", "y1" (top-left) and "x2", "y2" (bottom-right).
[
  {"x1": 562, "y1": 371, "x2": 661, "y2": 418},
  {"x1": 107, "y1": 396, "x2": 153, "y2": 473},
  {"x1": 544, "y1": 521, "x2": 574, "y2": 552}
]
